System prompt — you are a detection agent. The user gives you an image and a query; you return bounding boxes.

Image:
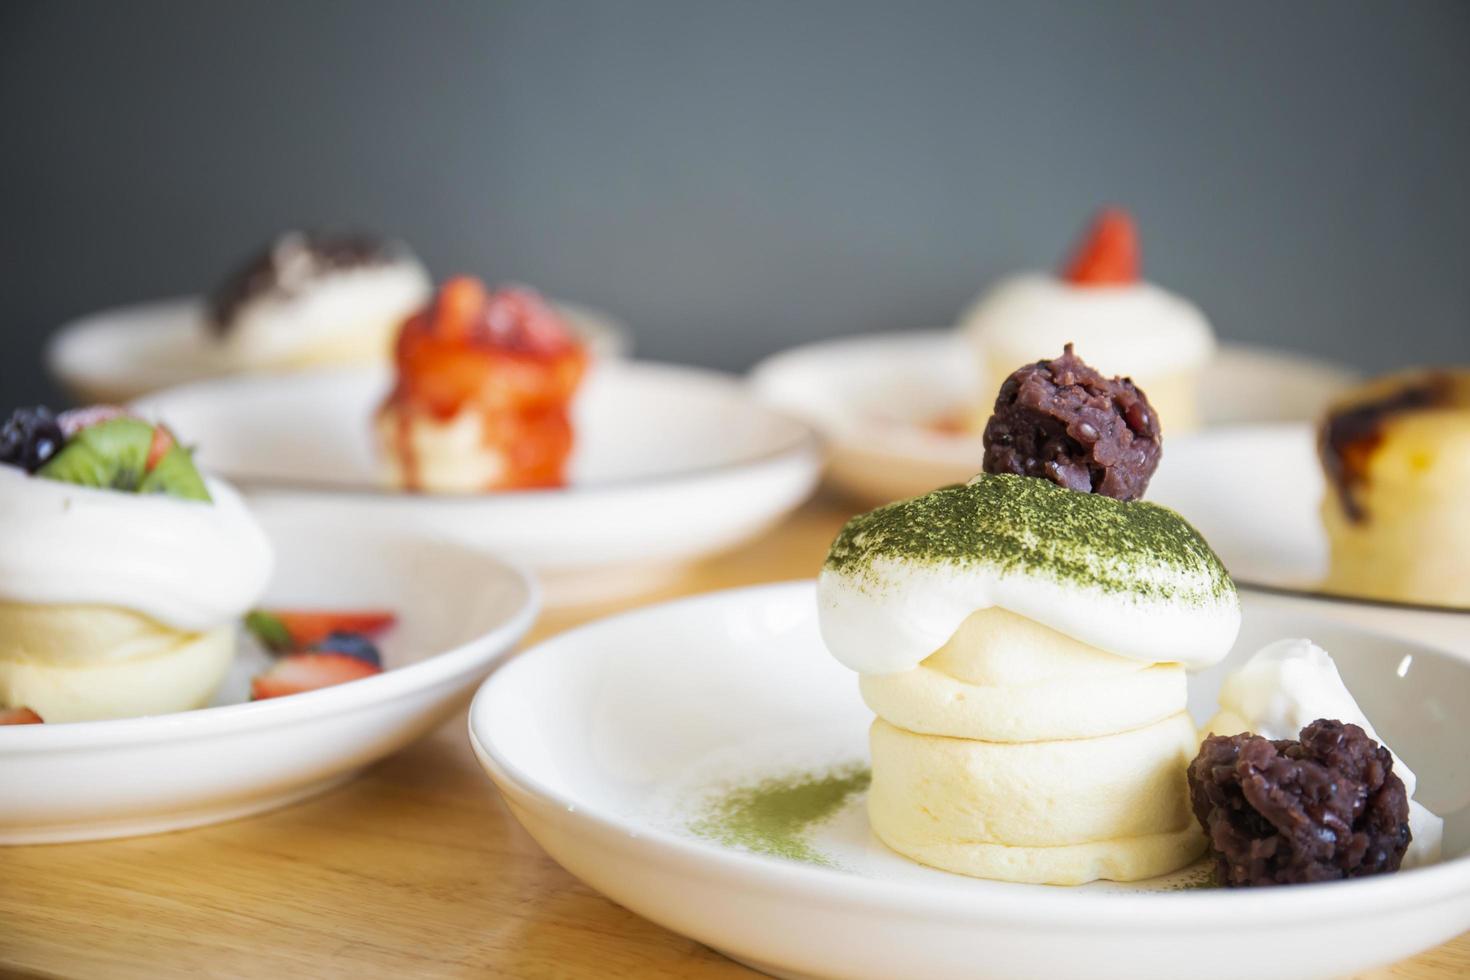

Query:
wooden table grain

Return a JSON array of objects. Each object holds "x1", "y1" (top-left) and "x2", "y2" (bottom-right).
[{"x1": 1, "y1": 496, "x2": 1465, "y2": 980}]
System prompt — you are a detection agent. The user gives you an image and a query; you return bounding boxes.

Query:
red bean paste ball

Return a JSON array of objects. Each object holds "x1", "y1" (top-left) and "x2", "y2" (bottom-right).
[
  {"x1": 981, "y1": 344, "x2": 1161, "y2": 501},
  {"x1": 1188, "y1": 719, "x2": 1411, "y2": 887}
]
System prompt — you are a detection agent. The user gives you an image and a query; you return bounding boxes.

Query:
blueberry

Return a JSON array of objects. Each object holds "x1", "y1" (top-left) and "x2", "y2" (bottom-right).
[
  {"x1": 0, "y1": 407, "x2": 65, "y2": 473},
  {"x1": 310, "y1": 631, "x2": 383, "y2": 667}
]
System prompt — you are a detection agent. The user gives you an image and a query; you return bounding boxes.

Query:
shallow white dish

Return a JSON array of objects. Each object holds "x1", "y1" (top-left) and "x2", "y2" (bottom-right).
[
  {"x1": 0, "y1": 513, "x2": 537, "y2": 845},
  {"x1": 750, "y1": 330, "x2": 1357, "y2": 503},
  {"x1": 470, "y1": 581, "x2": 1470, "y2": 980},
  {"x1": 46, "y1": 295, "x2": 633, "y2": 403},
  {"x1": 134, "y1": 363, "x2": 822, "y2": 606},
  {"x1": 1149, "y1": 422, "x2": 1470, "y2": 650}
]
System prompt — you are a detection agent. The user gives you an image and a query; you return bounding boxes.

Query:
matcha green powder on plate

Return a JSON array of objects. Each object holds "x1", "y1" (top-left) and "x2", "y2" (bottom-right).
[{"x1": 689, "y1": 764, "x2": 871, "y2": 867}]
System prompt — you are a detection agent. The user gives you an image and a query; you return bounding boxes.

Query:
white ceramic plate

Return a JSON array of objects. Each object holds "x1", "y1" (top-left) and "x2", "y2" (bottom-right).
[
  {"x1": 133, "y1": 363, "x2": 822, "y2": 606},
  {"x1": 470, "y1": 582, "x2": 1470, "y2": 980},
  {"x1": 1148, "y1": 422, "x2": 1470, "y2": 651},
  {"x1": 46, "y1": 295, "x2": 633, "y2": 404},
  {"x1": 750, "y1": 330, "x2": 1358, "y2": 503},
  {"x1": 0, "y1": 513, "x2": 537, "y2": 845}
]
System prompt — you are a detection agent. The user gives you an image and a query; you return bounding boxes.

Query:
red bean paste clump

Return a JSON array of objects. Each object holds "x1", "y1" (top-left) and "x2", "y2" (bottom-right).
[
  {"x1": 1188, "y1": 719, "x2": 1411, "y2": 887},
  {"x1": 981, "y1": 344, "x2": 1161, "y2": 501}
]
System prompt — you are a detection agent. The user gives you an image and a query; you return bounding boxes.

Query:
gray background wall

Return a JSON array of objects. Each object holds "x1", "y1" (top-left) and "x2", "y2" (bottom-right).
[{"x1": 2, "y1": 0, "x2": 1467, "y2": 407}]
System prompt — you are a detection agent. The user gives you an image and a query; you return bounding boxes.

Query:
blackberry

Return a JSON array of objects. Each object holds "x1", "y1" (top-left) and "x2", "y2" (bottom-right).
[{"x1": 0, "y1": 407, "x2": 65, "y2": 472}]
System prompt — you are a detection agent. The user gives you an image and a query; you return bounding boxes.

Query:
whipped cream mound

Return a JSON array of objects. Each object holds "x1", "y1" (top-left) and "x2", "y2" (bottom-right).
[
  {"x1": 818, "y1": 474, "x2": 1240, "y2": 675},
  {"x1": 0, "y1": 467, "x2": 273, "y2": 632},
  {"x1": 961, "y1": 274, "x2": 1216, "y2": 380},
  {"x1": 1206, "y1": 638, "x2": 1443, "y2": 869}
]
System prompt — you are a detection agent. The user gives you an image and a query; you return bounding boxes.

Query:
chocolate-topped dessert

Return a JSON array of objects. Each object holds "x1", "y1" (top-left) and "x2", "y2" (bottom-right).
[
  {"x1": 202, "y1": 230, "x2": 432, "y2": 372},
  {"x1": 1188, "y1": 719, "x2": 1411, "y2": 886},
  {"x1": 207, "y1": 231, "x2": 410, "y2": 331},
  {"x1": 982, "y1": 344, "x2": 1161, "y2": 501}
]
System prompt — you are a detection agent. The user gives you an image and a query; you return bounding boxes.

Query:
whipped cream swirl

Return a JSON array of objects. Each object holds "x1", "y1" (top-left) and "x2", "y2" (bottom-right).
[{"x1": 0, "y1": 467, "x2": 273, "y2": 632}]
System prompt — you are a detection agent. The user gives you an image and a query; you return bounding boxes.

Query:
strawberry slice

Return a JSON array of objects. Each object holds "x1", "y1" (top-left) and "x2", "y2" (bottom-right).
[
  {"x1": 145, "y1": 424, "x2": 177, "y2": 471},
  {"x1": 245, "y1": 609, "x2": 397, "y2": 653},
  {"x1": 0, "y1": 707, "x2": 44, "y2": 725},
  {"x1": 1062, "y1": 208, "x2": 1139, "y2": 285},
  {"x1": 251, "y1": 653, "x2": 382, "y2": 700},
  {"x1": 56, "y1": 405, "x2": 131, "y2": 437}
]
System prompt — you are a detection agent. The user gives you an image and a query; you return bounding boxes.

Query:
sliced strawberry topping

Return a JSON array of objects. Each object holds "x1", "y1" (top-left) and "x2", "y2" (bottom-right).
[
  {"x1": 1062, "y1": 208, "x2": 1140, "y2": 285},
  {"x1": 146, "y1": 424, "x2": 177, "y2": 471},
  {"x1": 56, "y1": 405, "x2": 131, "y2": 437},
  {"x1": 251, "y1": 652, "x2": 382, "y2": 700},
  {"x1": 245, "y1": 609, "x2": 397, "y2": 652},
  {"x1": 0, "y1": 707, "x2": 44, "y2": 725}
]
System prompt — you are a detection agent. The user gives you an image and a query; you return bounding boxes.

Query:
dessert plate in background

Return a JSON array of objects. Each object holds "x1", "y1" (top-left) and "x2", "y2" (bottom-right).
[
  {"x1": 0, "y1": 514, "x2": 536, "y2": 845},
  {"x1": 1148, "y1": 422, "x2": 1470, "y2": 651},
  {"x1": 469, "y1": 581, "x2": 1470, "y2": 980},
  {"x1": 134, "y1": 363, "x2": 822, "y2": 606},
  {"x1": 749, "y1": 329, "x2": 1357, "y2": 503},
  {"x1": 46, "y1": 295, "x2": 633, "y2": 403}
]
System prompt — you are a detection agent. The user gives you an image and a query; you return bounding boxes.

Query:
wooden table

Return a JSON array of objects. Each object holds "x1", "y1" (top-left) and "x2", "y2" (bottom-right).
[{"x1": 2, "y1": 497, "x2": 1465, "y2": 980}]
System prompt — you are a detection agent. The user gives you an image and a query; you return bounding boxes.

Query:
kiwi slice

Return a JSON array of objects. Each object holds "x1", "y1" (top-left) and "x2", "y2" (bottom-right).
[
  {"x1": 138, "y1": 442, "x2": 211, "y2": 501},
  {"x1": 37, "y1": 418, "x2": 211, "y2": 502}
]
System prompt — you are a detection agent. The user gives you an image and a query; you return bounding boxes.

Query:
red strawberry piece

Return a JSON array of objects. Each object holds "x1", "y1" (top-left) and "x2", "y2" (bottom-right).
[
  {"x1": 145, "y1": 424, "x2": 177, "y2": 471},
  {"x1": 250, "y1": 653, "x2": 382, "y2": 700},
  {"x1": 252, "y1": 610, "x2": 398, "y2": 651},
  {"x1": 0, "y1": 707, "x2": 44, "y2": 725},
  {"x1": 1061, "y1": 208, "x2": 1140, "y2": 285},
  {"x1": 56, "y1": 405, "x2": 132, "y2": 437}
]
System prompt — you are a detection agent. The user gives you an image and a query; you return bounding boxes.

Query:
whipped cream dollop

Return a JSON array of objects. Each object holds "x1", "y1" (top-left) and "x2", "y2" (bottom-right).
[
  {"x1": 1208, "y1": 638, "x2": 1443, "y2": 869},
  {"x1": 0, "y1": 467, "x2": 273, "y2": 632},
  {"x1": 962, "y1": 275, "x2": 1216, "y2": 379},
  {"x1": 817, "y1": 475, "x2": 1241, "y2": 676}
]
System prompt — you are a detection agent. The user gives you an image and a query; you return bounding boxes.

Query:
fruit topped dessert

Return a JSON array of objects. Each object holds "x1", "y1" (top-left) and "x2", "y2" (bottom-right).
[
  {"x1": 208, "y1": 231, "x2": 432, "y2": 371},
  {"x1": 818, "y1": 348, "x2": 1241, "y2": 884},
  {"x1": 961, "y1": 208, "x2": 1217, "y2": 433},
  {"x1": 1191, "y1": 638, "x2": 1441, "y2": 884},
  {"x1": 376, "y1": 276, "x2": 589, "y2": 493},
  {"x1": 0, "y1": 406, "x2": 273, "y2": 722},
  {"x1": 1318, "y1": 368, "x2": 1470, "y2": 607}
]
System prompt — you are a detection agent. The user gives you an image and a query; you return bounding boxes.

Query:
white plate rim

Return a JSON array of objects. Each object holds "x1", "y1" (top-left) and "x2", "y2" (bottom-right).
[
  {"x1": 468, "y1": 579, "x2": 1470, "y2": 930},
  {"x1": 132, "y1": 360, "x2": 826, "y2": 501},
  {"x1": 0, "y1": 541, "x2": 541, "y2": 751}
]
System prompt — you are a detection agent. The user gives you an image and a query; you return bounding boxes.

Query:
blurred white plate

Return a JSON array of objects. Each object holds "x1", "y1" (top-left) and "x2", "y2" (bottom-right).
[
  {"x1": 134, "y1": 363, "x2": 822, "y2": 606},
  {"x1": 750, "y1": 330, "x2": 1357, "y2": 503},
  {"x1": 46, "y1": 295, "x2": 633, "y2": 404},
  {"x1": 1149, "y1": 422, "x2": 1470, "y2": 647},
  {"x1": 0, "y1": 513, "x2": 537, "y2": 845},
  {"x1": 470, "y1": 581, "x2": 1470, "y2": 980}
]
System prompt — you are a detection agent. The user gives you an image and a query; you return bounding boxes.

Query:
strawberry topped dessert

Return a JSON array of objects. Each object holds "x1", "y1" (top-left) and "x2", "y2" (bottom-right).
[
  {"x1": 961, "y1": 208, "x2": 1217, "y2": 433},
  {"x1": 376, "y1": 276, "x2": 588, "y2": 492},
  {"x1": 0, "y1": 406, "x2": 273, "y2": 722}
]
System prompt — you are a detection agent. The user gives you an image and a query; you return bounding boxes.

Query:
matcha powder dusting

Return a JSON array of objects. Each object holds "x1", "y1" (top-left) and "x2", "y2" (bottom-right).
[{"x1": 689, "y1": 764, "x2": 871, "y2": 866}]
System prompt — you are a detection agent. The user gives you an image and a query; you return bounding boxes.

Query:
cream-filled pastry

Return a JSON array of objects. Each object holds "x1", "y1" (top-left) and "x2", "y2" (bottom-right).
[
  {"x1": 1318, "y1": 369, "x2": 1470, "y2": 607},
  {"x1": 0, "y1": 407, "x2": 273, "y2": 722},
  {"x1": 819, "y1": 473, "x2": 1240, "y2": 885},
  {"x1": 960, "y1": 209, "x2": 1216, "y2": 433},
  {"x1": 1202, "y1": 638, "x2": 1442, "y2": 870},
  {"x1": 208, "y1": 231, "x2": 431, "y2": 371},
  {"x1": 819, "y1": 346, "x2": 1240, "y2": 884},
  {"x1": 376, "y1": 277, "x2": 588, "y2": 493}
]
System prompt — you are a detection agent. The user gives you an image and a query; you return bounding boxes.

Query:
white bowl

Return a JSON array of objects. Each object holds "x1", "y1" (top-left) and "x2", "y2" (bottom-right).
[
  {"x1": 1147, "y1": 422, "x2": 1470, "y2": 651},
  {"x1": 133, "y1": 363, "x2": 822, "y2": 606},
  {"x1": 46, "y1": 295, "x2": 633, "y2": 404},
  {"x1": 470, "y1": 581, "x2": 1470, "y2": 980},
  {"x1": 750, "y1": 330, "x2": 1358, "y2": 503},
  {"x1": 0, "y1": 513, "x2": 537, "y2": 844}
]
